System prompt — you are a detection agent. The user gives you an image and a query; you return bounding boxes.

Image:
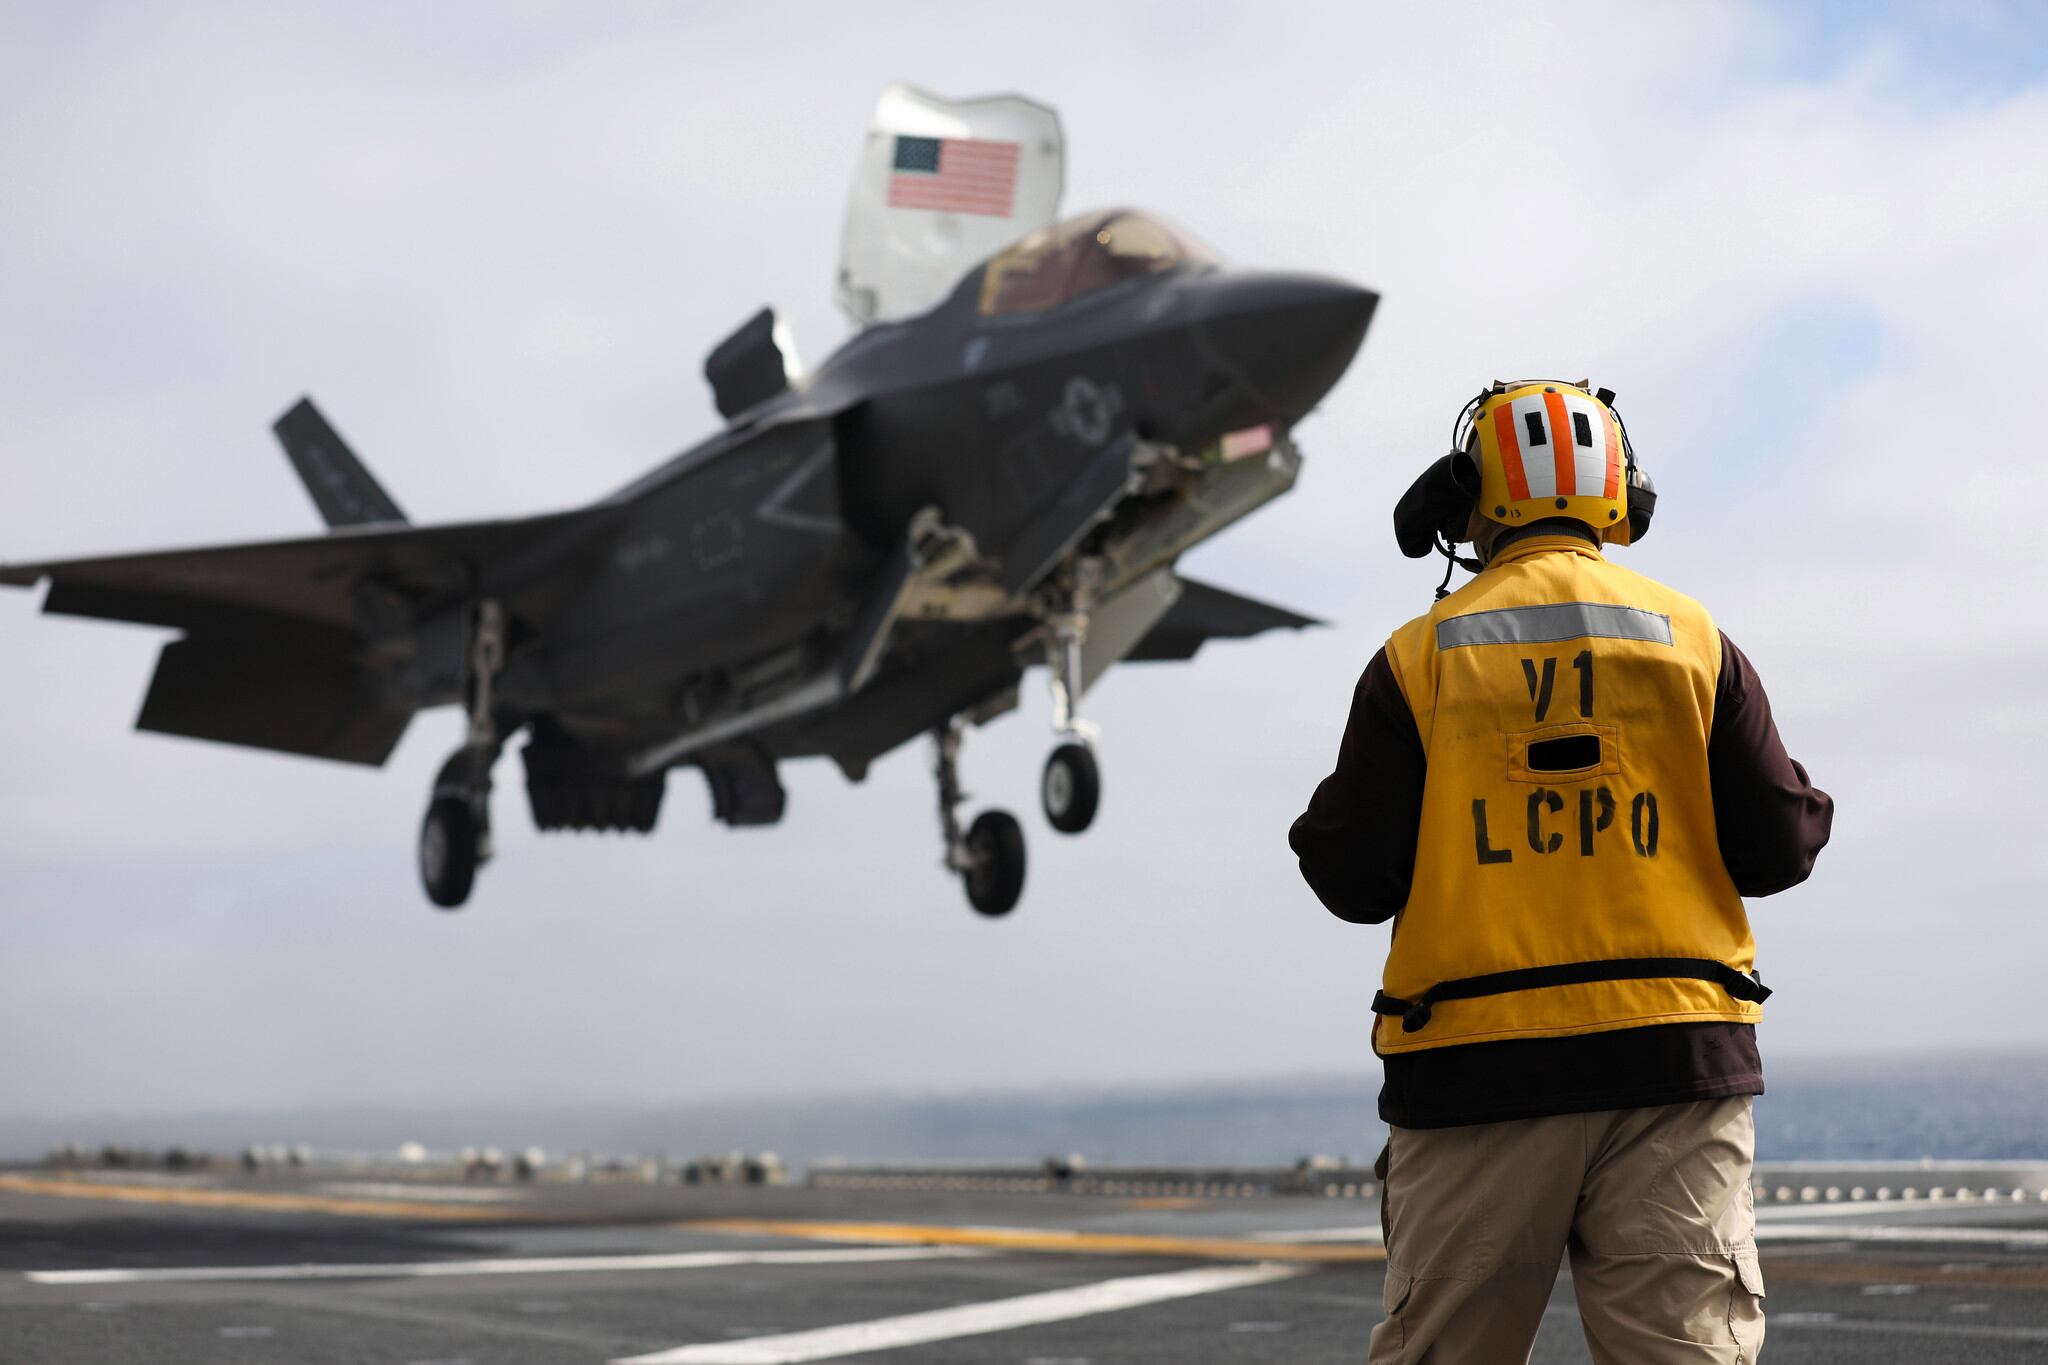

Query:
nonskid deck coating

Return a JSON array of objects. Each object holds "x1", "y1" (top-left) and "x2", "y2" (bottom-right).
[{"x1": 3, "y1": 1168, "x2": 2047, "y2": 1364}]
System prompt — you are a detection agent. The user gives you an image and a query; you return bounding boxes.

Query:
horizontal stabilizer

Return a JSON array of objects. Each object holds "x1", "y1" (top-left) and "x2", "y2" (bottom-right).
[
  {"x1": 1128, "y1": 578, "x2": 1320, "y2": 662},
  {"x1": 138, "y1": 635, "x2": 412, "y2": 765},
  {"x1": 273, "y1": 397, "x2": 407, "y2": 527}
]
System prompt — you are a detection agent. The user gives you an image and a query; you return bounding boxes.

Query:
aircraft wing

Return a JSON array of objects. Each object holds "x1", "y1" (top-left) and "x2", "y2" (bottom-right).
[
  {"x1": 0, "y1": 510, "x2": 605, "y2": 641},
  {"x1": 0, "y1": 509, "x2": 617, "y2": 765},
  {"x1": 1127, "y1": 577, "x2": 1320, "y2": 662}
]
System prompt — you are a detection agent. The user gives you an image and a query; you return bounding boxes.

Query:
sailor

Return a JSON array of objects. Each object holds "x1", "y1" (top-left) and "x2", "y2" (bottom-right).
[{"x1": 1290, "y1": 381, "x2": 1832, "y2": 1363}]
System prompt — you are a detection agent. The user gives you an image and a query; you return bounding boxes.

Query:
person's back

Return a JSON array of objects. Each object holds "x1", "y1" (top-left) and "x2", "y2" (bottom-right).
[{"x1": 1291, "y1": 380, "x2": 1832, "y2": 1363}]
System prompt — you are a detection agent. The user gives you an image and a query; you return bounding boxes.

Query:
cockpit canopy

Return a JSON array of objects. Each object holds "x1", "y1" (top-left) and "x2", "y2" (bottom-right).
[{"x1": 976, "y1": 210, "x2": 1216, "y2": 317}]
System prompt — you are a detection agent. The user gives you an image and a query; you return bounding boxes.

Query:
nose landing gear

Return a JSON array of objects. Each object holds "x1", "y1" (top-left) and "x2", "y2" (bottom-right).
[
  {"x1": 1042, "y1": 741, "x2": 1100, "y2": 835},
  {"x1": 936, "y1": 719, "x2": 1025, "y2": 917}
]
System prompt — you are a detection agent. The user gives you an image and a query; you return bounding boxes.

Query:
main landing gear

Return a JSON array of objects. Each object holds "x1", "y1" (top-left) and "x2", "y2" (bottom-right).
[
  {"x1": 935, "y1": 719, "x2": 1025, "y2": 917},
  {"x1": 931, "y1": 575, "x2": 1113, "y2": 917},
  {"x1": 1039, "y1": 592, "x2": 1101, "y2": 836},
  {"x1": 420, "y1": 602, "x2": 505, "y2": 910}
]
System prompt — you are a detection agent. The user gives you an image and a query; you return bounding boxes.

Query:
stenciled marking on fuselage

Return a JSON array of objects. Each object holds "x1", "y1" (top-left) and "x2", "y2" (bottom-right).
[
  {"x1": 1048, "y1": 376, "x2": 1124, "y2": 447},
  {"x1": 689, "y1": 511, "x2": 745, "y2": 569},
  {"x1": 754, "y1": 440, "x2": 842, "y2": 535},
  {"x1": 614, "y1": 535, "x2": 672, "y2": 573},
  {"x1": 982, "y1": 379, "x2": 1025, "y2": 419}
]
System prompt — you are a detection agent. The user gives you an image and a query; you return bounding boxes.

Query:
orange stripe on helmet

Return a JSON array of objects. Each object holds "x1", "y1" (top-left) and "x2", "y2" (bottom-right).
[
  {"x1": 1542, "y1": 390, "x2": 1575, "y2": 498},
  {"x1": 1602, "y1": 407, "x2": 1621, "y2": 500},
  {"x1": 1492, "y1": 403, "x2": 1530, "y2": 502}
]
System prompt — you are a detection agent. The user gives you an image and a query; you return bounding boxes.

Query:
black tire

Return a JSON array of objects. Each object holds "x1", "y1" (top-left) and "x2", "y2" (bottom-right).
[
  {"x1": 964, "y1": 809, "x2": 1026, "y2": 917},
  {"x1": 420, "y1": 796, "x2": 480, "y2": 909},
  {"x1": 1042, "y1": 742, "x2": 1101, "y2": 834}
]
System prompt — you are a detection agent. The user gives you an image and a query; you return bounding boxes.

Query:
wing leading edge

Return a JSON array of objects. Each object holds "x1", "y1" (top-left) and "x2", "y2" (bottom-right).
[{"x1": 0, "y1": 510, "x2": 606, "y2": 636}]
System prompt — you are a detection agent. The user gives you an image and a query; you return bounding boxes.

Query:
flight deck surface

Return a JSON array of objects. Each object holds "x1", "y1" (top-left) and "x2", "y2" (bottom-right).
[{"x1": 3, "y1": 1165, "x2": 2046, "y2": 1364}]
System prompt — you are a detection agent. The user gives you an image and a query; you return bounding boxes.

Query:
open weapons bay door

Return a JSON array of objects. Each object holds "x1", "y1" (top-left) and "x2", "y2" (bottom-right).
[{"x1": 835, "y1": 84, "x2": 1063, "y2": 327}]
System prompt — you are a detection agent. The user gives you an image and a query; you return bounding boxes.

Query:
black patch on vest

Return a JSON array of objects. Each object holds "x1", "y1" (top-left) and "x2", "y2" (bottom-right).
[{"x1": 1528, "y1": 734, "x2": 1600, "y2": 772}]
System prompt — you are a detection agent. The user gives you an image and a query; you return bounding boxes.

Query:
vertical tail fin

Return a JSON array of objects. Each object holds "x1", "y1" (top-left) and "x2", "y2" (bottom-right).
[
  {"x1": 272, "y1": 397, "x2": 408, "y2": 528},
  {"x1": 835, "y1": 85, "x2": 1064, "y2": 328}
]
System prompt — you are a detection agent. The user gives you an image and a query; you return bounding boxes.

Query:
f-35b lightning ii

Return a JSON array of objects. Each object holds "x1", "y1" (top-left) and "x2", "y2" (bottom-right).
[{"x1": 0, "y1": 86, "x2": 1375, "y2": 915}]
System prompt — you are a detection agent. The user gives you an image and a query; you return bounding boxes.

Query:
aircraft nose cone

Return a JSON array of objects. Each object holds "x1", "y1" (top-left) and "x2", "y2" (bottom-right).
[{"x1": 1196, "y1": 272, "x2": 1377, "y2": 425}]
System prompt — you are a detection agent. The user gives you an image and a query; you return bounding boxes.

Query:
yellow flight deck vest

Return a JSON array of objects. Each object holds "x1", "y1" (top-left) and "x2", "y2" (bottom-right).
[{"x1": 1375, "y1": 535, "x2": 1766, "y2": 1055}]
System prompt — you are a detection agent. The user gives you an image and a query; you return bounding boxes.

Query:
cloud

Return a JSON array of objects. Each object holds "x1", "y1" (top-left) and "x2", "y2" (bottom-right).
[{"x1": 1, "y1": 0, "x2": 2044, "y2": 1117}]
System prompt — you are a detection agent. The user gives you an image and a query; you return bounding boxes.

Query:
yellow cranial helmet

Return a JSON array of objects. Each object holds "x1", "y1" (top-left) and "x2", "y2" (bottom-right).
[
  {"x1": 1468, "y1": 380, "x2": 1639, "y2": 545},
  {"x1": 1394, "y1": 380, "x2": 1657, "y2": 570}
]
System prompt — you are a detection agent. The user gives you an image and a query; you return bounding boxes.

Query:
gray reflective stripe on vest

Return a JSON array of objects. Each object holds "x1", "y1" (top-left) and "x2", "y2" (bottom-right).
[{"x1": 1436, "y1": 602, "x2": 1674, "y2": 650}]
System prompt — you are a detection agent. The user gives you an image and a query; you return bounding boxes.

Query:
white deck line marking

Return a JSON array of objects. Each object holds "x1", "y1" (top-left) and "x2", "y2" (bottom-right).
[
  {"x1": 318, "y1": 1182, "x2": 525, "y2": 1204},
  {"x1": 612, "y1": 1262, "x2": 1305, "y2": 1365},
  {"x1": 1246, "y1": 1224, "x2": 1384, "y2": 1244},
  {"x1": 1756, "y1": 1222, "x2": 2048, "y2": 1247},
  {"x1": 26, "y1": 1246, "x2": 978, "y2": 1286},
  {"x1": 1769, "y1": 1315, "x2": 2048, "y2": 1343},
  {"x1": 1249, "y1": 1216, "x2": 2048, "y2": 1249},
  {"x1": 1754, "y1": 1200, "x2": 2002, "y2": 1221}
]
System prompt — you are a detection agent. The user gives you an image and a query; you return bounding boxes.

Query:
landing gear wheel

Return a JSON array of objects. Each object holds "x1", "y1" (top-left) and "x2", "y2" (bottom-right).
[
  {"x1": 963, "y1": 810, "x2": 1026, "y2": 918},
  {"x1": 420, "y1": 796, "x2": 481, "y2": 910},
  {"x1": 1042, "y1": 743, "x2": 1101, "y2": 834}
]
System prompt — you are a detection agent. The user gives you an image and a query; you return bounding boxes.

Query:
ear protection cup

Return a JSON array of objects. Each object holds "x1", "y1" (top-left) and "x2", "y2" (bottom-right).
[
  {"x1": 1620, "y1": 463, "x2": 1656, "y2": 545},
  {"x1": 1394, "y1": 450, "x2": 1481, "y2": 558}
]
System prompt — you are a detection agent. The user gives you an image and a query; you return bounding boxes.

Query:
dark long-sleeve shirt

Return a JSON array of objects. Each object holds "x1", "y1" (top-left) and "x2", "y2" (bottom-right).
[{"x1": 1291, "y1": 632, "x2": 1833, "y2": 1128}]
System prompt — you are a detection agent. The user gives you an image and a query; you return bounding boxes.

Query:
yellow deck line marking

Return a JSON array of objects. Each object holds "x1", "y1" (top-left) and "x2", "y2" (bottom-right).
[
  {"x1": 677, "y1": 1218, "x2": 1385, "y2": 1263},
  {"x1": 0, "y1": 1175, "x2": 503, "y2": 1222}
]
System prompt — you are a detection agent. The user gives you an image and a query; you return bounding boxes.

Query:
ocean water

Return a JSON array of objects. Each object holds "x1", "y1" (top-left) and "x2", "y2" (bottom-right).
[
  {"x1": 1753, "y1": 1049, "x2": 2048, "y2": 1161},
  {"x1": 7, "y1": 1049, "x2": 2044, "y2": 1168}
]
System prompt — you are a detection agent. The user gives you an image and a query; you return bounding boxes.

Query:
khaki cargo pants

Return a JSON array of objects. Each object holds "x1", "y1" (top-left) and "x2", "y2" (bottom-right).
[{"x1": 1370, "y1": 1097, "x2": 1765, "y2": 1364}]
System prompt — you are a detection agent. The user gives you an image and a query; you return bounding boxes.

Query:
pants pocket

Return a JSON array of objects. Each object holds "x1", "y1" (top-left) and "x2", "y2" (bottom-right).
[
  {"x1": 1728, "y1": 1248, "x2": 1766, "y2": 1362},
  {"x1": 1369, "y1": 1270, "x2": 1414, "y2": 1365},
  {"x1": 1374, "y1": 1141, "x2": 1392, "y2": 1249}
]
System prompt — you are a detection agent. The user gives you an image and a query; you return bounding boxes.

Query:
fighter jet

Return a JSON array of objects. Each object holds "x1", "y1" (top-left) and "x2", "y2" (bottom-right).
[{"x1": 0, "y1": 86, "x2": 1375, "y2": 916}]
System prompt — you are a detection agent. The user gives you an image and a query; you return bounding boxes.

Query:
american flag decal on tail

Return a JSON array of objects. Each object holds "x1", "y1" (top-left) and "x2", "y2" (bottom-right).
[{"x1": 886, "y1": 135, "x2": 1020, "y2": 217}]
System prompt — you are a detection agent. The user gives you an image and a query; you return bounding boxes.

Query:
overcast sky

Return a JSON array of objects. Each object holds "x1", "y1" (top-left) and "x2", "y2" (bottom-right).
[{"x1": 2, "y1": 1, "x2": 2044, "y2": 1120}]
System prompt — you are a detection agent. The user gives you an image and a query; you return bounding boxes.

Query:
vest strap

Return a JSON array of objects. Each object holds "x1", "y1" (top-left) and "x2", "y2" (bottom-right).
[{"x1": 1372, "y1": 958, "x2": 1771, "y2": 1034}]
